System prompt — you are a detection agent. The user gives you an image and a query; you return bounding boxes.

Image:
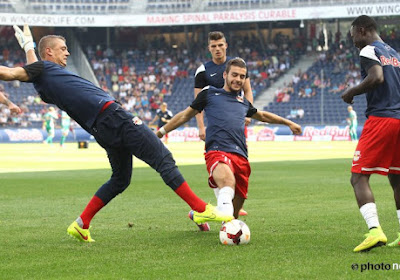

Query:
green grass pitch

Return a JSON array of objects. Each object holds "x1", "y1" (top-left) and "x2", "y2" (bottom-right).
[{"x1": 1, "y1": 141, "x2": 400, "y2": 279}]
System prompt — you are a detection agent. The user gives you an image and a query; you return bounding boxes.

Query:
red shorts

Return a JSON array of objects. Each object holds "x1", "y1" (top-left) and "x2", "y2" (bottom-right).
[
  {"x1": 205, "y1": 151, "x2": 251, "y2": 198},
  {"x1": 351, "y1": 116, "x2": 400, "y2": 175}
]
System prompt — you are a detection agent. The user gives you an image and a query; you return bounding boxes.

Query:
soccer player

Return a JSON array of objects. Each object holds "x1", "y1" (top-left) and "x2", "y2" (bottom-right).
[
  {"x1": 0, "y1": 89, "x2": 21, "y2": 114},
  {"x1": 60, "y1": 110, "x2": 70, "y2": 147},
  {"x1": 195, "y1": 31, "x2": 253, "y2": 217},
  {"x1": 341, "y1": 15, "x2": 400, "y2": 252},
  {"x1": 1, "y1": 24, "x2": 233, "y2": 242},
  {"x1": 42, "y1": 106, "x2": 58, "y2": 144},
  {"x1": 149, "y1": 102, "x2": 173, "y2": 143},
  {"x1": 157, "y1": 58, "x2": 302, "y2": 224},
  {"x1": 347, "y1": 105, "x2": 358, "y2": 141}
]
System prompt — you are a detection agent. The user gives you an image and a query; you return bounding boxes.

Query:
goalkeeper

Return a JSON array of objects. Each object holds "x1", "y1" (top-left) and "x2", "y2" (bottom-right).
[{"x1": 2, "y1": 25, "x2": 234, "y2": 242}]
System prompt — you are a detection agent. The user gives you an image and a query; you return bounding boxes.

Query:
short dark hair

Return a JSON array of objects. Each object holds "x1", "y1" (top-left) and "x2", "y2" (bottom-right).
[
  {"x1": 225, "y1": 57, "x2": 247, "y2": 74},
  {"x1": 208, "y1": 31, "x2": 225, "y2": 43},
  {"x1": 38, "y1": 35, "x2": 66, "y2": 59},
  {"x1": 352, "y1": 15, "x2": 377, "y2": 31}
]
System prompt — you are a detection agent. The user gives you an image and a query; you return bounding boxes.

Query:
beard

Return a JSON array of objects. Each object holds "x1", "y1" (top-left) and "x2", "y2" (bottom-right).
[{"x1": 226, "y1": 78, "x2": 242, "y2": 93}]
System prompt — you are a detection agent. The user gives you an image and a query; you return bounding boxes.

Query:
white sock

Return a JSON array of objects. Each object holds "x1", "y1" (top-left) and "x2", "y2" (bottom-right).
[
  {"x1": 76, "y1": 216, "x2": 84, "y2": 228},
  {"x1": 396, "y1": 210, "x2": 400, "y2": 230},
  {"x1": 217, "y1": 186, "x2": 234, "y2": 216},
  {"x1": 359, "y1": 202, "x2": 380, "y2": 229},
  {"x1": 213, "y1": 188, "x2": 220, "y2": 199}
]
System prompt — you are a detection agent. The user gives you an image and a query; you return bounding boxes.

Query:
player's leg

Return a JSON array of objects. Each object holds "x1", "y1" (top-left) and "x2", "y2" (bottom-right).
[
  {"x1": 60, "y1": 130, "x2": 68, "y2": 147},
  {"x1": 233, "y1": 195, "x2": 245, "y2": 219},
  {"x1": 351, "y1": 126, "x2": 358, "y2": 141},
  {"x1": 353, "y1": 125, "x2": 358, "y2": 141},
  {"x1": 351, "y1": 117, "x2": 395, "y2": 252},
  {"x1": 125, "y1": 120, "x2": 233, "y2": 223},
  {"x1": 127, "y1": 123, "x2": 206, "y2": 211},
  {"x1": 352, "y1": 172, "x2": 387, "y2": 252},
  {"x1": 232, "y1": 154, "x2": 251, "y2": 219},
  {"x1": 205, "y1": 151, "x2": 237, "y2": 217},
  {"x1": 388, "y1": 174, "x2": 400, "y2": 247},
  {"x1": 44, "y1": 127, "x2": 53, "y2": 143},
  {"x1": 387, "y1": 128, "x2": 400, "y2": 247},
  {"x1": 68, "y1": 148, "x2": 132, "y2": 242},
  {"x1": 351, "y1": 173, "x2": 374, "y2": 208},
  {"x1": 212, "y1": 162, "x2": 236, "y2": 216},
  {"x1": 240, "y1": 124, "x2": 249, "y2": 216},
  {"x1": 349, "y1": 125, "x2": 354, "y2": 141}
]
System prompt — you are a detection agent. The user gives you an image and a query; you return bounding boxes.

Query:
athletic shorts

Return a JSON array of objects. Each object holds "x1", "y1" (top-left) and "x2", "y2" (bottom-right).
[
  {"x1": 351, "y1": 116, "x2": 400, "y2": 175},
  {"x1": 205, "y1": 150, "x2": 251, "y2": 198}
]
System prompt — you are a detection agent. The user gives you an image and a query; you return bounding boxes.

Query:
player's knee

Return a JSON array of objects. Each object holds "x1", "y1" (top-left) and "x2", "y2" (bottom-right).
[
  {"x1": 350, "y1": 175, "x2": 358, "y2": 187},
  {"x1": 350, "y1": 173, "x2": 366, "y2": 188},
  {"x1": 214, "y1": 173, "x2": 235, "y2": 188},
  {"x1": 111, "y1": 176, "x2": 131, "y2": 193}
]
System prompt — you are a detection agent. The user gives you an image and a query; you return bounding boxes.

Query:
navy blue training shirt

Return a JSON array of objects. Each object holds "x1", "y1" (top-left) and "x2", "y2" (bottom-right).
[
  {"x1": 156, "y1": 108, "x2": 173, "y2": 128},
  {"x1": 23, "y1": 61, "x2": 115, "y2": 131},
  {"x1": 190, "y1": 86, "x2": 257, "y2": 158},
  {"x1": 359, "y1": 41, "x2": 400, "y2": 119},
  {"x1": 195, "y1": 56, "x2": 248, "y2": 89}
]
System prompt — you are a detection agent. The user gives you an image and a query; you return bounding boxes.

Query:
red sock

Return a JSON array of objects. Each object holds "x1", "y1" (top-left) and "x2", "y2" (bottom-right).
[
  {"x1": 80, "y1": 196, "x2": 105, "y2": 229},
  {"x1": 174, "y1": 181, "x2": 207, "y2": 212}
]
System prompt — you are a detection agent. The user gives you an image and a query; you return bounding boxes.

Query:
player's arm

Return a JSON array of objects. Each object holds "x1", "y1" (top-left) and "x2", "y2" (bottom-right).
[
  {"x1": 156, "y1": 106, "x2": 198, "y2": 138},
  {"x1": 0, "y1": 91, "x2": 21, "y2": 114},
  {"x1": 0, "y1": 66, "x2": 30, "y2": 82},
  {"x1": 157, "y1": 88, "x2": 207, "y2": 138},
  {"x1": 243, "y1": 77, "x2": 253, "y2": 126},
  {"x1": 149, "y1": 114, "x2": 159, "y2": 125},
  {"x1": 194, "y1": 65, "x2": 207, "y2": 141},
  {"x1": 341, "y1": 49, "x2": 383, "y2": 104},
  {"x1": 251, "y1": 110, "x2": 302, "y2": 135},
  {"x1": 243, "y1": 77, "x2": 253, "y2": 104},
  {"x1": 13, "y1": 24, "x2": 38, "y2": 64},
  {"x1": 194, "y1": 87, "x2": 206, "y2": 140}
]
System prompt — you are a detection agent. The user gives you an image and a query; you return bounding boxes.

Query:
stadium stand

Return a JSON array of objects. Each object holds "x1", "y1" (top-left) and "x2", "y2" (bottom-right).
[
  {"x1": 146, "y1": 0, "x2": 193, "y2": 12},
  {"x1": 263, "y1": 28, "x2": 400, "y2": 126},
  {"x1": 0, "y1": 16, "x2": 399, "y2": 128},
  {"x1": 81, "y1": 31, "x2": 305, "y2": 126},
  {"x1": 10, "y1": 0, "x2": 398, "y2": 16},
  {"x1": 25, "y1": 0, "x2": 134, "y2": 14},
  {"x1": 0, "y1": 0, "x2": 14, "y2": 12}
]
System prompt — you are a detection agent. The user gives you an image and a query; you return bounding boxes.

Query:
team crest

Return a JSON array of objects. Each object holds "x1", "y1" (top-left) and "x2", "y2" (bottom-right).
[
  {"x1": 353, "y1": 150, "x2": 361, "y2": 161},
  {"x1": 132, "y1": 117, "x2": 143, "y2": 125},
  {"x1": 236, "y1": 91, "x2": 244, "y2": 103}
]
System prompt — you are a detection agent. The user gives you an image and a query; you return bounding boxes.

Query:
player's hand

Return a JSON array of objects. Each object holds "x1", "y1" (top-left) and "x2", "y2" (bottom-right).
[
  {"x1": 8, "y1": 102, "x2": 21, "y2": 114},
  {"x1": 13, "y1": 24, "x2": 35, "y2": 53},
  {"x1": 244, "y1": 117, "x2": 251, "y2": 126},
  {"x1": 198, "y1": 126, "x2": 206, "y2": 141},
  {"x1": 341, "y1": 88, "x2": 354, "y2": 104},
  {"x1": 156, "y1": 130, "x2": 163, "y2": 138},
  {"x1": 289, "y1": 122, "x2": 302, "y2": 135}
]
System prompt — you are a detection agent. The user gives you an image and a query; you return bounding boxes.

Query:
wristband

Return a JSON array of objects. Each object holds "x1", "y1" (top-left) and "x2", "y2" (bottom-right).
[{"x1": 159, "y1": 127, "x2": 167, "y2": 136}]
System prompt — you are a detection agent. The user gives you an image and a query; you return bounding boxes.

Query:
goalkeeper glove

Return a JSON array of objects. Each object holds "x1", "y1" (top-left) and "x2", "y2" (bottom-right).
[{"x1": 13, "y1": 24, "x2": 35, "y2": 53}]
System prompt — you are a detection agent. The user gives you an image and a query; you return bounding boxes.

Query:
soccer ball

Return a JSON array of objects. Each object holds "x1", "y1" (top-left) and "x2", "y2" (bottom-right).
[{"x1": 219, "y1": 219, "x2": 250, "y2": 245}]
